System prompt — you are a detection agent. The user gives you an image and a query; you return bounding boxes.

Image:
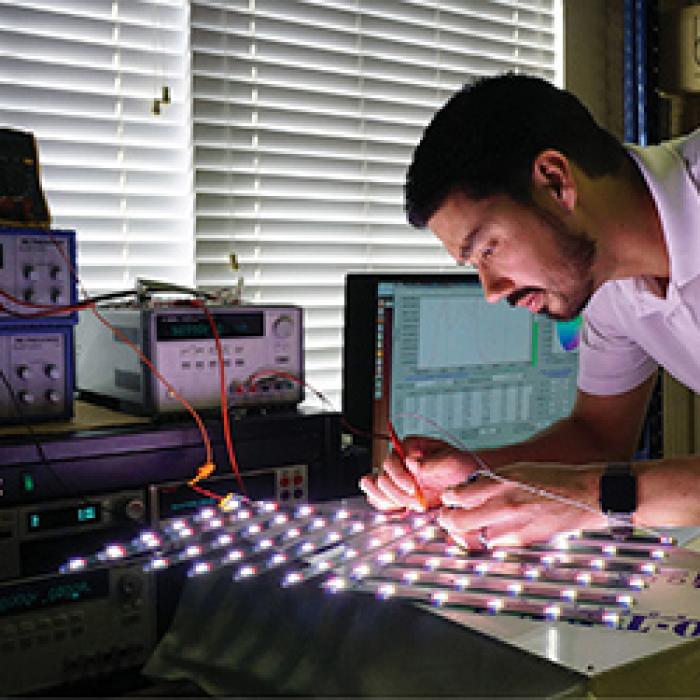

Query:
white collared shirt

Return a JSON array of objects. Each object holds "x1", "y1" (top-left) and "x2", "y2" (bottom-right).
[{"x1": 578, "y1": 128, "x2": 700, "y2": 395}]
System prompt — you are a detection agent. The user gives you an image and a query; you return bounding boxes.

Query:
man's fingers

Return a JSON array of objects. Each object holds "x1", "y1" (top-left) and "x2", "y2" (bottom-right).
[
  {"x1": 441, "y1": 479, "x2": 504, "y2": 509},
  {"x1": 358, "y1": 476, "x2": 403, "y2": 512},
  {"x1": 382, "y1": 458, "x2": 419, "y2": 496}
]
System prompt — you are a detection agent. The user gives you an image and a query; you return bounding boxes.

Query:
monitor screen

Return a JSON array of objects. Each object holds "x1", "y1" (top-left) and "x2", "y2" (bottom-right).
[{"x1": 342, "y1": 272, "x2": 581, "y2": 471}]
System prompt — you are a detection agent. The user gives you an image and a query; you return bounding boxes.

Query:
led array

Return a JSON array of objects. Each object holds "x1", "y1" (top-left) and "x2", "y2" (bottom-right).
[{"x1": 60, "y1": 496, "x2": 676, "y2": 629}]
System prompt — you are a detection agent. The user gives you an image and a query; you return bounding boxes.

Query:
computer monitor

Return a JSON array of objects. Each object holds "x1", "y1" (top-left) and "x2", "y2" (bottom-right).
[{"x1": 342, "y1": 272, "x2": 581, "y2": 471}]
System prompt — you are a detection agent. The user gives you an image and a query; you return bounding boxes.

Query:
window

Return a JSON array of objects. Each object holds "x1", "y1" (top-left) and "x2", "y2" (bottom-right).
[
  {"x1": 0, "y1": 0, "x2": 192, "y2": 292},
  {"x1": 191, "y1": 0, "x2": 562, "y2": 409}
]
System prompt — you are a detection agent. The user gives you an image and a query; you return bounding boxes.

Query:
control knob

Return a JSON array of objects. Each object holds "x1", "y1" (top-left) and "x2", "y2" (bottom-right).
[{"x1": 272, "y1": 315, "x2": 294, "y2": 339}]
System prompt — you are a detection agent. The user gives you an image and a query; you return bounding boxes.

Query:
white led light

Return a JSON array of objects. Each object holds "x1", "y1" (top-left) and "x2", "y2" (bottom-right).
[
  {"x1": 335, "y1": 509, "x2": 350, "y2": 520},
  {"x1": 237, "y1": 510, "x2": 252, "y2": 520},
  {"x1": 603, "y1": 544, "x2": 617, "y2": 556},
  {"x1": 377, "y1": 583, "x2": 396, "y2": 599},
  {"x1": 373, "y1": 514, "x2": 388, "y2": 525},
  {"x1": 246, "y1": 523, "x2": 262, "y2": 536},
  {"x1": 487, "y1": 598, "x2": 504, "y2": 612},
  {"x1": 190, "y1": 561, "x2": 212, "y2": 576},
  {"x1": 629, "y1": 575, "x2": 645, "y2": 590},
  {"x1": 369, "y1": 538, "x2": 382, "y2": 549},
  {"x1": 351, "y1": 521, "x2": 365, "y2": 533},
  {"x1": 286, "y1": 527, "x2": 301, "y2": 540},
  {"x1": 455, "y1": 576, "x2": 471, "y2": 590},
  {"x1": 591, "y1": 558, "x2": 605, "y2": 570},
  {"x1": 311, "y1": 518, "x2": 326, "y2": 530},
  {"x1": 283, "y1": 571, "x2": 303, "y2": 586},
  {"x1": 326, "y1": 531, "x2": 341, "y2": 544},
  {"x1": 492, "y1": 550, "x2": 507, "y2": 561},
  {"x1": 432, "y1": 590, "x2": 449, "y2": 606},
  {"x1": 344, "y1": 548, "x2": 358, "y2": 559},
  {"x1": 260, "y1": 501, "x2": 278, "y2": 512},
  {"x1": 399, "y1": 540, "x2": 416, "y2": 553},
  {"x1": 641, "y1": 562, "x2": 656, "y2": 574},
  {"x1": 209, "y1": 518, "x2": 223, "y2": 529},
  {"x1": 325, "y1": 576, "x2": 346, "y2": 593},
  {"x1": 299, "y1": 541, "x2": 315, "y2": 554},
  {"x1": 184, "y1": 545, "x2": 202, "y2": 558},
  {"x1": 403, "y1": 570, "x2": 420, "y2": 583},
  {"x1": 197, "y1": 507, "x2": 216, "y2": 521},
  {"x1": 377, "y1": 551, "x2": 395, "y2": 564},
  {"x1": 507, "y1": 582, "x2": 523, "y2": 595},
  {"x1": 352, "y1": 563, "x2": 371, "y2": 579},
  {"x1": 224, "y1": 549, "x2": 243, "y2": 563},
  {"x1": 393, "y1": 526, "x2": 406, "y2": 537},
  {"x1": 660, "y1": 536, "x2": 673, "y2": 545},
  {"x1": 216, "y1": 534, "x2": 233, "y2": 547},
  {"x1": 420, "y1": 526, "x2": 437, "y2": 541},
  {"x1": 273, "y1": 514, "x2": 289, "y2": 526},
  {"x1": 541, "y1": 554, "x2": 555, "y2": 566},
  {"x1": 138, "y1": 532, "x2": 161, "y2": 548},
  {"x1": 651, "y1": 549, "x2": 665, "y2": 560},
  {"x1": 602, "y1": 610, "x2": 619, "y2": 627},
  {"x1": 316, "y1": 560, "x2": 331, "y2": 572},
  {"x1": 296, "y1": 505, "x2": 313, "y2": 518},
  {"x1": 170, "y1": 519, "x2": 187, "y2": 531},
  {"x1": 237, "y1": 564, "x2": 256, "y2": 578},
  {"x1": 148, "y1": 557, "x2": 169, "y2": 570},
  {"x1": 426, "y1": 557, "x2": 441, "y2": 570},
  {"x1": 575, "y1": 571, "x2": 592, "y2": 585},
  {"x1": 67, "y1": 557, "x2": 87, "y2": 571},
  {"x1": 258, "y1": 538, "x2": 273, "y2": 550},
  {"x1": 475, "y1": 562, "x2": 489, "y2": 575},
  {"x1": 524, "y1": 567, "x2": 540, "y2": 580},
  {"x1": 269, "y1": 553, "x2": 287, "y2": 566},
  {"x1": 561, "y1": 588, "x2": 577, "y2": 601},
  {"x1": 544, "y1": 605, "x2": 561, "y2": 620},
  {"x1": 616, "y1": 594, "x2": 634, "y2": 607},
  {"x1": 178, "y1": 527, "x2": 194, "y2": 539},
  {"x1": 412, "y1": 516, "x2": 427, "y2": 528},
  {"x1": 104, "y1": 545, "x2": 126, "y2": 560},
  {"x1": 446, "y1": 545, "x2": 461, "y2": 556}
]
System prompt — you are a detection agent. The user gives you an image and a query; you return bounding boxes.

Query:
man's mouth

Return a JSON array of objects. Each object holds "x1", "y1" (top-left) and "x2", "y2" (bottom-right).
[{"x1": 507, "y1": 288, "x2": 545, "y2": 313}]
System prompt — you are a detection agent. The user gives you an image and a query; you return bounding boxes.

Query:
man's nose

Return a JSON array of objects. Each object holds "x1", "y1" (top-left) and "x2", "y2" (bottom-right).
[{"x1": 479, "y1": 269, "x2": 514, "y2": 303}]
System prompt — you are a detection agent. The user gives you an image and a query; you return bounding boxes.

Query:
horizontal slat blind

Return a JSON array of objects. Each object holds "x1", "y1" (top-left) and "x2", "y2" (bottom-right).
[
  {"x1": 192, "y1": 0, "x2": 561, "y2": 409},
  {"x1": 0, "y1": 0, "x2": 193, "y2": 292}
]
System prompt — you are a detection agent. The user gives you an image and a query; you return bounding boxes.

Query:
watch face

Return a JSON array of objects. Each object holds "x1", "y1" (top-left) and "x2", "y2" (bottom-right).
[{"x1": 600, "y1": 471, "x2": 637, "y2": 514}]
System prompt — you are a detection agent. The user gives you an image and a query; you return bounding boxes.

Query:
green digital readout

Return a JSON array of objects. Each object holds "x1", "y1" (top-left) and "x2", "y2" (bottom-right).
[{"x1": 26, "y1": 503, "x2": 101, "y2": 532}]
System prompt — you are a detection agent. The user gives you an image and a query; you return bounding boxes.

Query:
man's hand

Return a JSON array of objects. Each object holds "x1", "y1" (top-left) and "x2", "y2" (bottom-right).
[
  {"x1": 358, "y1": 436, "x2": 477, "y2": 512},
  {"x1": 437, "y1": 462, "x2": 608, "y2": 547}
]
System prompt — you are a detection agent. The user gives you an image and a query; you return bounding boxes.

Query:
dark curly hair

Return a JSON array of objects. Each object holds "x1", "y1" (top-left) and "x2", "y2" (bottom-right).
[{"x1": 406, "y1": 73, "x2": 626, "y2": 227}]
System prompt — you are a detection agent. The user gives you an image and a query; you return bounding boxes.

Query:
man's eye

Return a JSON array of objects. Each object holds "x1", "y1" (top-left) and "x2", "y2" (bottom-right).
[{"x1": 480, "y1": 246, "x2": 494, "y2": 260}]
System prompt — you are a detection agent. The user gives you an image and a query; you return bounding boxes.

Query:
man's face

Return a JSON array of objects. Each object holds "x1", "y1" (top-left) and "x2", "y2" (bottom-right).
[{"x1": 427, "y1": 191, "x2": 597, "y2": 321}]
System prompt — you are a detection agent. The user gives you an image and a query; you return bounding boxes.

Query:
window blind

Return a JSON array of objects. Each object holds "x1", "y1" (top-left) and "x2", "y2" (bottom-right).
[
  {"x1": 191, "y1": 0, "x2": 562, "y2": 410},
  {"x1": 0, "y1": 0, "x2": 193, "y2": 293}
]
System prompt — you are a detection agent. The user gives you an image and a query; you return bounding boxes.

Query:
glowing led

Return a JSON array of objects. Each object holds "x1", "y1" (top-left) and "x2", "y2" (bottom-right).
[
  {"x1": 524, "y1": 567, "x2": 540, "y2": 580},
  {"x1": 184, "y1": 545, "x2": 202, "y2": 558},
  {"x1": 66, "y1": 557, "x2": 87, "y2": 572},
  {"x1": 575, "y1": 571, "x2": 592, "y2": 585},
  {"x1": 373, "y1": 514, "x2": 388, "y2": 525},
  {"x1": 393, "y1": 526, "x2": 406, "y2": 538},
  {"x1": 299, "y1": 542, "x2": 315, "y2": 555},
  {"x1": 541, "y1": 554, "x2": 555, "y2": 566},
  {"x1": 285, "y1": 527, "x2": 301, "y2": 539},
  {"x1": 326, "y1": 531, "x2": 341, "y2": 544},
  {"x1": 273, "y1": 514, "x2": 289, "y2": 526},
  {"x1": 325, "y1": 576, "x2": 346, "y2": 593},
  {"x1": 350, "y1": 521, "x2": 365, "y2": 533},
  {"x1": 190, "y1": 561, "x2": 212, "y2": 576},
  {"x1": 640, "y1": 562, "x2": 656, "y2": 574},
  {"x1": 170, "y1": 519, "x2": 187, "y2": 531},
  {"x1": 197, "y1": 507, "x2": 216, "y2": 521},
  {"x1": 412, "y1": 516, "x2": 427, "y2": 528},
  {"x1": 258, "y1": 538, "x2": 273, "y2": 550},
  {"x1": 316, "y1": 560, "x2": 331, "y2": 572},
  {"x1": 660, "y1": 536, "x2": 674, "y2": 545},
  {"x1": 224, "y1": 549, "x2": 243, "y2": 563},
  {"x1": 138, "y1": 532, "x2": 161, "y2": 548},
  {"x1": 104, "y1": 545, "x2": 126, "y2": 560},
  {"x1": 561, "y1": 588, "x2": 577, "y2": 601},
  {"x1": 403, "y1": 570, "x2": 420, "y2": 583},
  {"x1": 269, "y1": 553, "x2": 287, "y2": 566},
  {"x1": 492, "y1": 550, "x2": 507, "y2": 561},
  {"x1": 283, "y1": 571, "x2": 303, "y2": 586},
  {"x1": 602, "y1": 610, "x2": 619, "y2": 627},
  {"x1": 487, "y1": 598, "x2": 504, "y2": 613},
  {"x1": 335, "y1": 509, "x2": 350, "y2": 520},
  {"x1": 377, "y1": 583, "x2": 396, "y2": 599},
  {"x1": 216, "y1": 534, "x2": 233, "y2": 547},
  {"x1": 377, "y1": 551, "x2": 395, "y2": 564},
  {"x1": 311, "y1": 518, "x2": 326, "y2": 530},
  {"x1": 591, "y1": 558, "x2": 605, "y2": 570},
  {"x1": 148, "y1": 557, "x2": 169, "y2": 570},
  {"x1": 507, "y1": 582, "x2": 523, "y2": 595},
  {"x1": 544, "y1": 605, "x2": 561, "y2": 620},
  {"x1": 420, "y1": 526, "x2": 437, "y2": 541},
  {"x1": 446, "y1": 545, "x2": 461, "y2": 556},
  {"x1": 296, "y1": 505, "x2": 313, "y2": 518},
  {"x1": 616, "y1": 594, "x2": 634, "y2": 607},
  {"x1": 344, "y1": 548, "x2": 358, "y2": 559},
  {"x1": 237, "y1": 564, "x2": 256, "y2": 578},
  {"x1": 455, "y1": 576, "x2": 471, "y2": 590},
  {"x1": 475, "y1": 562, "x2": 489, "y2": 575},
  {"x1": 432, "y1": 591, "x2": 449, "y2": 606},
  {"x1": 651, "y1": 549, "x2": 665, "y2": 560},
  {"x1": 260, "y1": 501, "x2": 278, "y2": 512},
  {"x1": 177, "y1": 527, "x2": 194, "y2": 539},
  {"x1": 629, "y1": 575, "x2": 645, "y2": 590},
  {"x1": 399, "y1": 540, "x2": 416, "y2": 553},
  {"x1": 208, "y1": 518, "x2": 223, "y2": 529},
  {"x1": 352, "y1": 563, "x2": 371, "y2": 579},
  {"x1": 603, "y1": 544, "x2": 617, "y2": 556},
  {"x1": 237, "y1": 510, "x2": 252, "y2": 520},
  {"x1": 246, "y1": 523, "x2": 262, "y2": 536},
  {"x1": 426, "y1": 557, "x2": 441, "y2": 570},
  {"x1": 368, "y1": 538, "x2": 382, "y2": 549}
]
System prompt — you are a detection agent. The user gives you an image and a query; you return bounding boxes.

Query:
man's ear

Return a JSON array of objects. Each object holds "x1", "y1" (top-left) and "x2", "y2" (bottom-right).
[{"x1": 531, "y1": 150, "x2": 577, "y2": 213}]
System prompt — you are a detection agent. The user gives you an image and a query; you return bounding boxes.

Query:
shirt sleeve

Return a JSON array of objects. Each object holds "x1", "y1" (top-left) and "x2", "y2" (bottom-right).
[{"x1": 577, "y1": 288, "x2": 658, "y2": 396}]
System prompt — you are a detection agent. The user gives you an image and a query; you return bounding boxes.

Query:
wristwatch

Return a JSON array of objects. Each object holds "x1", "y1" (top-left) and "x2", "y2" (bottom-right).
[{"x1": 599, "y1": 462, "x2": 637, "y2": 537}]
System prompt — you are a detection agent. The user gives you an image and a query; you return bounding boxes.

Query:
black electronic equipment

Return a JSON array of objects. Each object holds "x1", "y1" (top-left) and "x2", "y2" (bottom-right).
[{"x1": 342, "y1": 272, "x2": 581, "y2": 470}]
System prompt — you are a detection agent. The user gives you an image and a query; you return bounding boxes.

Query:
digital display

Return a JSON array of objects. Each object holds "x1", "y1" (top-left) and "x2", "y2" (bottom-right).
[
  {"x1": 26, "y1": 503, "x2": 101, "y2": 533},
  {"x1": 156, "y1": 312, "x2": 264, "y2": 341},
  {"x1": 0, "y1": 570, "x2": 109, "y2": 618}
]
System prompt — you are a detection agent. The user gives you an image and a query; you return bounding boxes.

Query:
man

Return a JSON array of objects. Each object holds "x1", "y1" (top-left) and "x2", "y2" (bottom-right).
[{"x1": 359, "y1": 73, "x2": 700, "y2": 547}]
